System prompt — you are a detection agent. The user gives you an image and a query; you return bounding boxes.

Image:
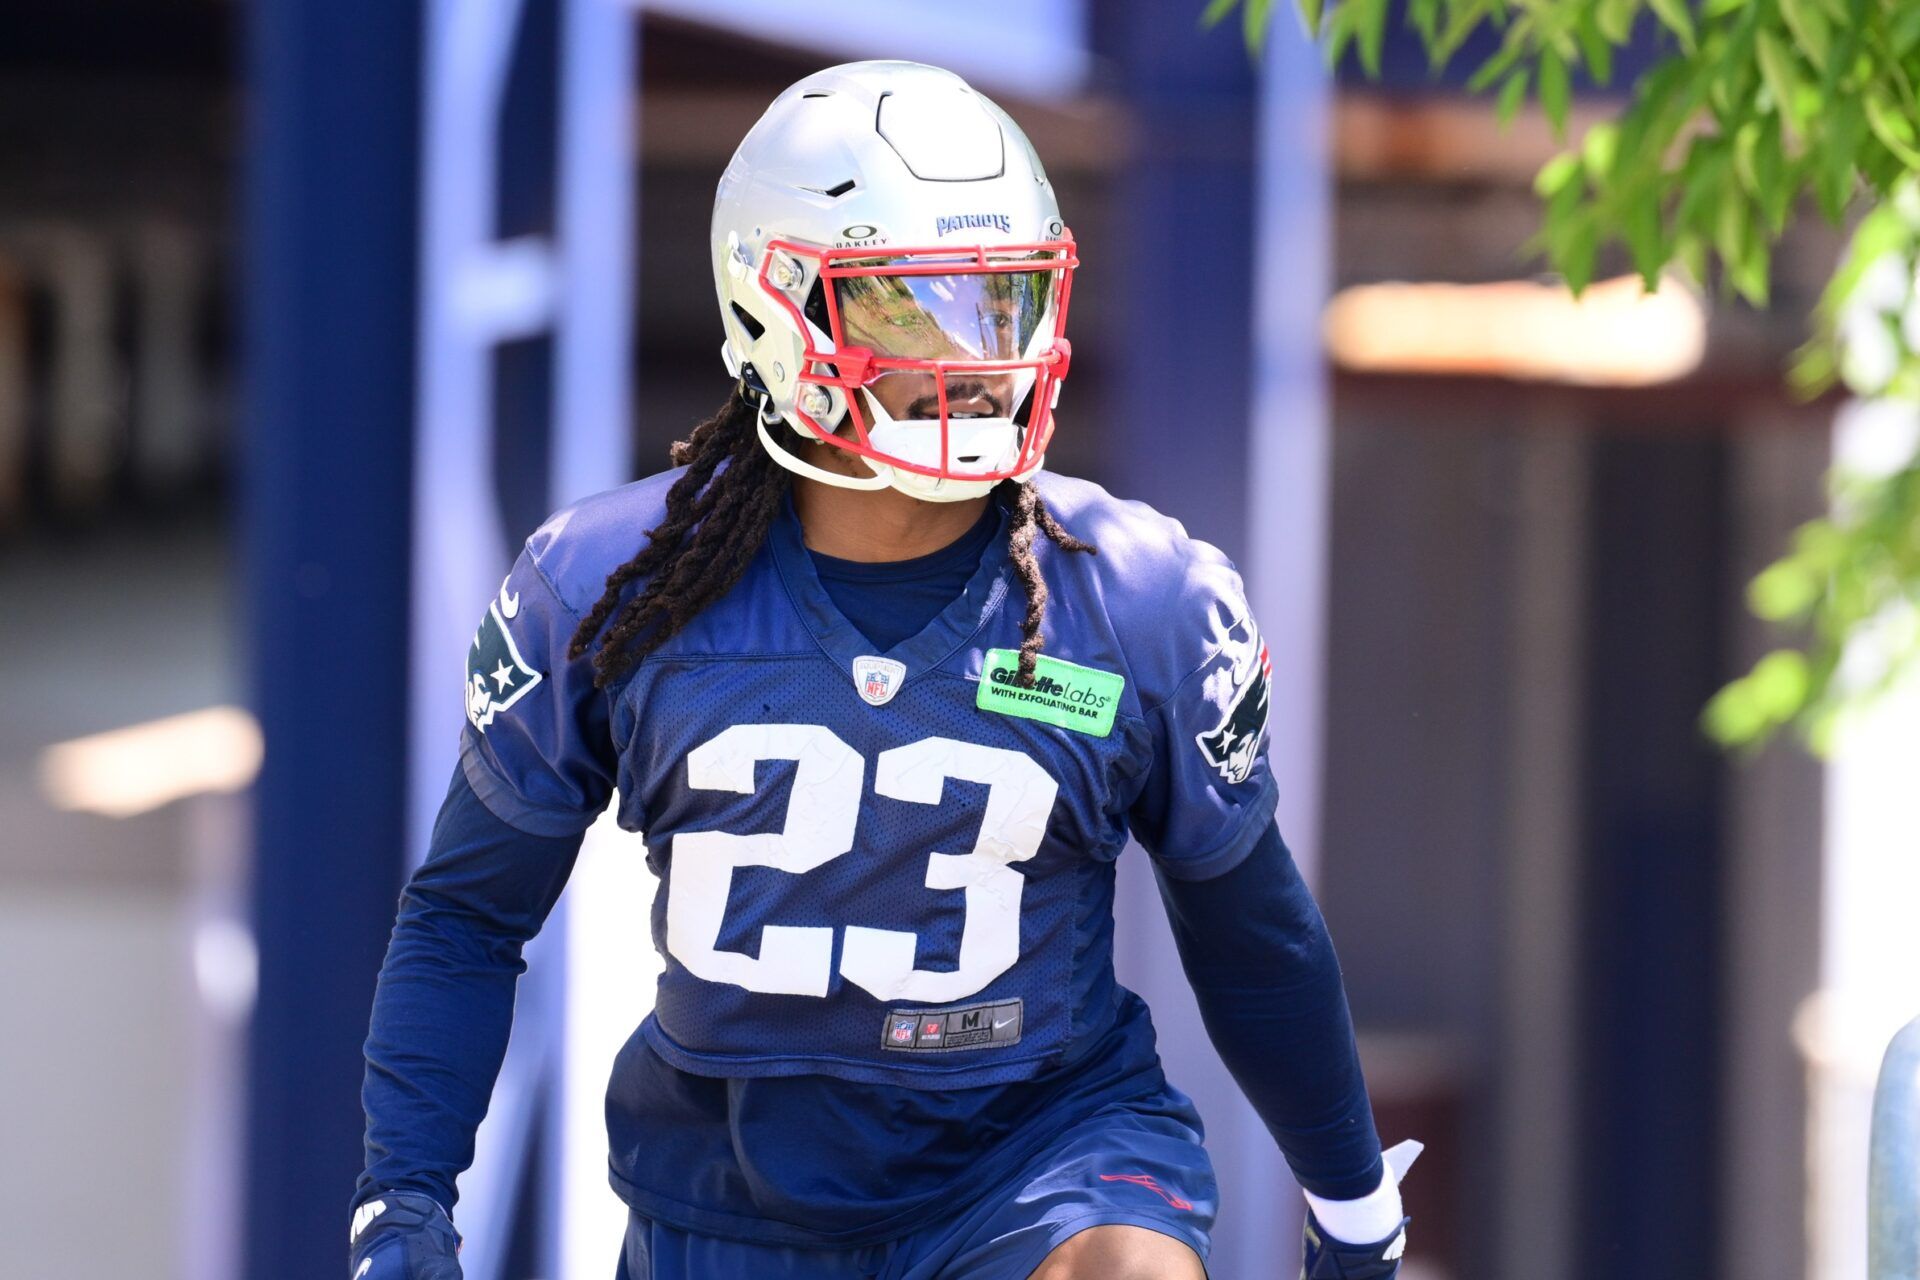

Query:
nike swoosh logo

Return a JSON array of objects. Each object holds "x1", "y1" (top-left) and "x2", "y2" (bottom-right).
[{"x1": 993, "y1": 1017, "x2": 1016, "y2": 1030}]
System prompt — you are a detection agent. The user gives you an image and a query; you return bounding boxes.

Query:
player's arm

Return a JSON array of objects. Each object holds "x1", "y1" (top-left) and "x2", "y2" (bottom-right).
[
  {"x1": 1125, "y1": 566, "x2": 1412, "y2": 1275},
  {"x1": 1154, "y1": 823, "x2": 1413, "y2": 1272},
  {"x1": 353, "y1": 547, "x2": 616, "y2": 1278},
  {"x1": 353, "y1": 768, "x2": 584, "y2": 1277}
]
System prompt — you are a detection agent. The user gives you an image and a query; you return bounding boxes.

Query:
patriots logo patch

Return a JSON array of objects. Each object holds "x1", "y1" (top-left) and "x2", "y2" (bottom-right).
[
  {"x1": 466, "y1": 579, "x2": 542, "y2": 733},
  {"x1": 1195, "y1": 619, "x2": 1270, "y2": 784}
]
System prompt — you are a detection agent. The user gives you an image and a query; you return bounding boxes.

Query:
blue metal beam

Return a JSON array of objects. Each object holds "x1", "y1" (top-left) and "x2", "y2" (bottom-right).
[
  {"x1": 242, "y1": 1, "x2": 423, "y2": 1277},
  {"x1": 1093, "y1": 6, "x2": 1329, "y2": 1278}
]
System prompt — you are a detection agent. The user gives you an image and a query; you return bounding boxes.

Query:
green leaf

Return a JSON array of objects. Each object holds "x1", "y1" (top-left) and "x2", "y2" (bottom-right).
[
  {"x1": 1562, "y1": 216, "x2": 1601, "y2": 293},
  {"x1": 1790, "y1": 337, "x2": 1838, "y2": 398},
  {"x1": 1324, "y1": 3, "x2": 1357, "y2": 68},
  {"x1": 1865, "y1": 92, "x2": 1920, "y2": 171},
  {"x1": 1715, "y1": 181, "x2": 1752, "y2": 286},
  {"x1": 1647, "y1": 0, "x2": 1697, "y2": 51},
  {"x1": 1820, "y1": 202, "x2": 1908, "y2": 308},
  {"x1": 1433, "y1": 0, "x2": 1502, "y2": 67},
  {"x1": 1407, "y1": 0, "x2": 1440, "y2": 47},
  {"x1": 1498, "y1": 67, "x2": 1532, "y2": 127},
  {"x1": 1353, "y1": 0, "x2": 1390, "y2": 76},
  {"x1": 1242, "y1": 0, "x2": 1277, "y2": 52},
  {"x1": 1778, "y1": 0, "x2": 1832, "y2": 72},
  {"x1": 1734, "y1": 119, "x2": 1766, "y2": 196},
  {"x1": 1795, "y1": 93, "x2": 1830, "y2": 150},
  {"x1": 1672, "y1": 230, "x2": 1709, "y2": 287},
  {"x1": 1577, "y1": 13, "x2": 1616, "y2": 84},
  {"x1": 1733, "y1": 231, "x2": 1772, "y2": 305},
  {"x1": 1540, "y1": 49, "x2": 1573, "y2": 137},
  {"x1": 1623, "y1": 183, "x2": 1670, "y2": 285},
  {"x1": 1703, "y1": 678, "x2": 1771, "y2": 747},
  {"x1": 1755, "y1": 29, "x2": 1805, "y2": 132},
  {"x1": 1748, "y1": 649, "x2": 1813, "y2": 719},
  {"x1": 1468, "y1": 34, "x2": 1528, "y2": 93},
  {"x1": 1598, "y1": 0, "x2": 1641, "y2": 44},
  {"x1": 1750, "y1": 560, "x2": 1823, "y2": 620},
  {"x1": 1704, "y1": 650, "x2": 1814, "y2": 745},
  {"x1": 1677, "y1": 140, "x2": 1729, "y2": 234},
  {"x1": 1893, "y1": 3, "x2": 1920, "y2": 57},
  {"x1": 1535, "y1": 152, "x2": 1583, "y2": 197},
  {"x1": 1297, "y1": 0, "x2": 1324, "y2": 36},
  {"x1": 1755, "y1": 116, "x2": 1790, "y2": 230},
  {"x1": 1201, "y1": 0, "x2": 1242, "y2": 27},
  {"x1": 1583, "y1": 121, "x2": 1623, "y2": 182},
  {"x1": 1816, "y1": 99, "x2": 1865, "y2": 220}
]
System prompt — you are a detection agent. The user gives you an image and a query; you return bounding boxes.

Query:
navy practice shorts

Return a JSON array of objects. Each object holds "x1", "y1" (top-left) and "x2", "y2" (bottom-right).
[{"x1": 614, "y1": 1091, "x2": 1217, "y2": 1280}]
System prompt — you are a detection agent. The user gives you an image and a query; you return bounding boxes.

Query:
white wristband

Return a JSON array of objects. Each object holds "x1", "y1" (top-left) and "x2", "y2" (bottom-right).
[{"x1": 1304, "y1": 1164, "x2": 1404, "y2": 1246}]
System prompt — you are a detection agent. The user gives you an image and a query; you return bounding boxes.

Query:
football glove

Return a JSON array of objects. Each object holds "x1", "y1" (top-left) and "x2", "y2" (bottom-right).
[
  {"x1": 1301, "y1": 1139, "x2": 1421, "y2": 1280},
  {"x1": 349, "y1": 1191, "x2": 462, "y2": 1280}
]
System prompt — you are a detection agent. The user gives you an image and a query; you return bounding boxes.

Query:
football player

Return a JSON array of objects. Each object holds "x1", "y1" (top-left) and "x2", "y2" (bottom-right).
[{"x1": 353, "y1": 61, "x2": 1417, "y2": 1280}]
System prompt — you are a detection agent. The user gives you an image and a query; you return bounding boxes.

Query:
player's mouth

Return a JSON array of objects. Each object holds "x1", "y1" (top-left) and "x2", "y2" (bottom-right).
[{"x1": 904, "y1": 386, "x2": 1006, "y2": 420}]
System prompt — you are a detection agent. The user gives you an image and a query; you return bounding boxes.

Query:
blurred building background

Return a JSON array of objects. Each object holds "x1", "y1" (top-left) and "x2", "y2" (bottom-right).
[{"x1": 0, "y1": 2, "x2": 1900, "y2": 1279}]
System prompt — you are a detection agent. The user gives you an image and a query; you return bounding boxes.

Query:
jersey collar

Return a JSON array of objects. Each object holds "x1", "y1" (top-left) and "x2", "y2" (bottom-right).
[{"x1": 768, "y1": 492, "x2": 1014, "y2": 692}]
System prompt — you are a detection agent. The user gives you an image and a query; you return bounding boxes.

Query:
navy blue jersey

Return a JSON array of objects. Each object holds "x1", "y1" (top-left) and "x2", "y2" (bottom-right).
[{"x1": 457, "y1": 469, "x2": 1280, "y2": 1235}]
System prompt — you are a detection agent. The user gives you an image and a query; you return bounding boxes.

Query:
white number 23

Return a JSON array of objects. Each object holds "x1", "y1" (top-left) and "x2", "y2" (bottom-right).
[{"x1": 665, "y1": 724, "x2": 1059, "y2": 1003}]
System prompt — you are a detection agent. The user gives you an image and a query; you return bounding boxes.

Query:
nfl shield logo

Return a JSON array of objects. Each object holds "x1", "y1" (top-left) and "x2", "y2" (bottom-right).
[
  {"x1": 889, "y1": 1017, "x2": 915, "y2": 1046},
  {"x1": 851, "y1": 655, "x2": 907, "y2": 707}
]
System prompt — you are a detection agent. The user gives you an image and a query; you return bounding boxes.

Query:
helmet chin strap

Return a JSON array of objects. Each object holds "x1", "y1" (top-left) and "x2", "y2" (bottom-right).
[{"x1": 755, "y1": 417, "x2": 893, "y2": 491}]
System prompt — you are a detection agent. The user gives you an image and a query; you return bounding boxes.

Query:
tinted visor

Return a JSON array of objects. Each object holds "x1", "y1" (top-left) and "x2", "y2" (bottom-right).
[{"x1": 832, "y1": 259, "x2": 1057, "y2": 363}]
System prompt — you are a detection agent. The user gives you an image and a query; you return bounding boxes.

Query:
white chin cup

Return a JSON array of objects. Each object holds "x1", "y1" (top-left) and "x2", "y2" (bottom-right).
[
  {"x1": 870, "y1": 415, "x2": 1018, "y2": 502},
  {"x1": 872, "y1": 414, "x2": 1017, "y2": 468}
]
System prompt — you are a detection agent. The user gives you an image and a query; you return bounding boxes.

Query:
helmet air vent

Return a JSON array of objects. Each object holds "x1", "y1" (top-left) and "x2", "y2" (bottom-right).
[
  {"x1": 728, "y1": 302, "x2": 765, "y2": 342},
  {"x1": 875, "y1": 88, "x2": 1005, "y2": 182},
  {"x1": 803, "y1": 279, "x2": 830, "y2": 333}
]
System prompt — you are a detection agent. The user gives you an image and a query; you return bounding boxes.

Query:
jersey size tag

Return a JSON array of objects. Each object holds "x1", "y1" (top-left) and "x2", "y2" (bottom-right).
[
  {"x1": 975, "y1": 649, "x2": 1123, "y2": 737},
  {"x1": 882, "y1": 999, "x2": 1023, "y2": 1052}
]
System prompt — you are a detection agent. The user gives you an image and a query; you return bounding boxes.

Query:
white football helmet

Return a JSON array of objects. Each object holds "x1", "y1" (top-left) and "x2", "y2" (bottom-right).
[{"x1": 712, "y1": 61, "x2": 1077, "y2": 502}]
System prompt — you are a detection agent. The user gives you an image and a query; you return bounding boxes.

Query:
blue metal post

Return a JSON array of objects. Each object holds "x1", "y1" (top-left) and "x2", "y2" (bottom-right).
[
  {"x1": 1087, "y1": 0, "x2": 1257, "y2": 552},
  {"x1": 242, "y1": 1, "x2": 422, "y2": 1277},
  {"x1": 1094, "y1": 6, "x2": 1333, "y2": 1278}
]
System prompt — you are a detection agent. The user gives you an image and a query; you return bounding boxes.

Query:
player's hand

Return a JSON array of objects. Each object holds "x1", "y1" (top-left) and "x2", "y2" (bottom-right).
[
  {"x1": 349, "y1": 1191, "x2": 463, "y2": 1280},
  {"x1": 1301, "y1": 1139, "x2": 1420, "y2": 1279}
]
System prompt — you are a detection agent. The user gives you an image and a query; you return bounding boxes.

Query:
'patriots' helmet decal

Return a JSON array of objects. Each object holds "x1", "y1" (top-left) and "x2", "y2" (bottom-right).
[
  {"x1": 1195, "y1": 620, "x2": 1270, "y2": 784},
  {"x1": 466, "y1": 579, "x2": 543, "y2": 732}
]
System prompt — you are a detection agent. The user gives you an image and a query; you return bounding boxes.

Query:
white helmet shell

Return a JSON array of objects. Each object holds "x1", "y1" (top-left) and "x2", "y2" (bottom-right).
[{"x1": 712, "y1": 61, "x2": 1074, "y2": 502}]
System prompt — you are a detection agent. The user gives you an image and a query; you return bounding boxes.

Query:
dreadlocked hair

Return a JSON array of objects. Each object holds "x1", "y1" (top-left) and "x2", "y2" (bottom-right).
[
  {"x1": 1000, "y1": 476, "x2": 1096, "y2": 686},
  {"x1": 569, "y1": 386, "x2": 1096, "y2": 689},
  {"x1": 568, "y1": 388, "x2": 789, "y2": 687}
]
